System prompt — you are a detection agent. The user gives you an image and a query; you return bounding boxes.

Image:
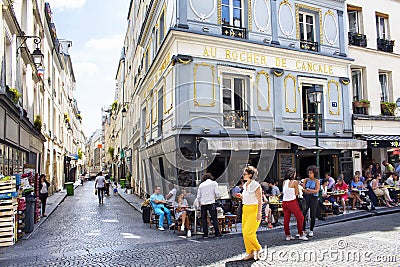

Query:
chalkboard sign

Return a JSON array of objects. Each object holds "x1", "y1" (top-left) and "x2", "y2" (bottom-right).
[{"x1": 279, "y1": 154, "x2": 295, "y2": 180}]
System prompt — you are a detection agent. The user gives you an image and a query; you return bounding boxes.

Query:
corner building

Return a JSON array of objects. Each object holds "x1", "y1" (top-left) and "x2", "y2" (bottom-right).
[{"x1": 124, "y1": 0, "x2": 366, "y2": 195}]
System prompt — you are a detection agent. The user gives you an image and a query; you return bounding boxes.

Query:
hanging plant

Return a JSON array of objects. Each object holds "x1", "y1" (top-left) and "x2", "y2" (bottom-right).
[
  {"x1": 111, "y1": 101, "x2": 118, "y2": 111},
  {"x1": 78, "y1": 148, "x2": 83, "y2": 160},
  {"x1": 6, "y1": 87, "x2": 21, "y2": 104}
]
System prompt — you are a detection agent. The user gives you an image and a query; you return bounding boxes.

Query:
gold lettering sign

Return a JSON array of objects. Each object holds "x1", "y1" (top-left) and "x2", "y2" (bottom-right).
[{"x1": 295, "y1": 60, "x2": 333, "y2": 75}]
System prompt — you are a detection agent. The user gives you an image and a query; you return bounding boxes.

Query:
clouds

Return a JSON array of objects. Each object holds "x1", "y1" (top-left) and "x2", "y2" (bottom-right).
[
  {"x1": 74, "y1": 62, "x2": 99, "y2": 77},
  {"x1": 48, "y1": 0, "x2": 86, "y2": 10},
  {"x1": 85, "y1": 35, "x2": 125, "y2": 51}
]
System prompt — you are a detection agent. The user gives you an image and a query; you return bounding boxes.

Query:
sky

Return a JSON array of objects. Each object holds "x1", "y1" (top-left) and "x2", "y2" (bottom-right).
[{"x1": 47, "y1": 0, "x2": 129, "y2": 137}]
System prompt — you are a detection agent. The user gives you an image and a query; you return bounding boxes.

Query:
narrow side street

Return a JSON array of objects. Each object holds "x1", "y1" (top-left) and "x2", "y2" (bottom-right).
[{"x1": 0, "y1": 181, "x2": 399, "y2": 266}]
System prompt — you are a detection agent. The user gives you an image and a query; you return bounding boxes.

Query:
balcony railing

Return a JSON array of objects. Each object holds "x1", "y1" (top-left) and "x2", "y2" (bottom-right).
[
  {"x1": 300, "y1": 40, "x2": 319, "y2": 52},
  {"x1": 303, "y1": 113, "x2": 322, "y2": 131},
  {"x1": 348, "y1": 32, "x2": 367, "y2": 47},
  {"x1": 377, "y1": 38, "x2": 395, "y2": 52},
  {"x1": 223, "y1": 110, "x2": 248, "y2": 129},
  {"x1": 221, "y1": 25, "x2": 247, "y2": 39}
]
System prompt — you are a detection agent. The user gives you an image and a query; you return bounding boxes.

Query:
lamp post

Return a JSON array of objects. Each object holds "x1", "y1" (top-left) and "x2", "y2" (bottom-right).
[{"x1": 307, "y1": 85, "x2": 323, "y2": 175}]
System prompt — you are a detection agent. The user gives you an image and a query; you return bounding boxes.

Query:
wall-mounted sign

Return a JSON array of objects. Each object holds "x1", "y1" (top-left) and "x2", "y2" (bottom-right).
[{"x1": 331, "y1": 102, "x2": 338, "y2": 108}]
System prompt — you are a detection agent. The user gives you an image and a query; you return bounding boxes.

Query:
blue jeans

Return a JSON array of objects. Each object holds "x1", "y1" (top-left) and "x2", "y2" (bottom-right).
[
  {"x1": 153, "y1": 206, "x2": 172, "y2": 228},
  {"x1": 97, "y1": 188, "x2": 104, "y2": 203}
]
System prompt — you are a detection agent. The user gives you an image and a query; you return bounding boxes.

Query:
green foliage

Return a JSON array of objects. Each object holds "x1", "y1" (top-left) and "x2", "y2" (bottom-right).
[
  {"x1": 108, "y1": 147, "x2": 115, "y2": 158},
  {"x1": 34, "y1": 115, "x2": 42, "y2": 131},
  {"x1": 78, "y1": 148, "x2": 83, "y2": 160},
  {"x1": 6, "y1": 87, "x2": 21, "y2": 104},
  {"x1": 111, "y1": 101, "x2": 118, "y2": 111},
  {"x1": 381, "y1": 102, "x2": 397, "y2": 116}
]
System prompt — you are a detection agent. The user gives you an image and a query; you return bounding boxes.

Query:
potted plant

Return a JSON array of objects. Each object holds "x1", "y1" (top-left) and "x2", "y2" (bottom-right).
[
  {"x1": 108, "y1": 147, "x2": 115, "y2": 158},
  {"x1": 6, "y1": 86, "x2": 21, "y2": 104},
  {"x1": 381, "y1": 102, "x2": 397, "y2": 116},
  {"x1": 111, "y1": 101, "x2": 118, "y2": 112},
  {"x1": 353, "y1": 99, "x2": 370, "y2": 108},
  {"x1": 77, "y1": 113, "x2": 82, "y2": 120},
  {"x1": 78, "y1": 148, "x2": 83, "y2": 160},
  {"x1": 65, "y1": 117, "x2": 70, "y2": 123},
  {"x1": 34, "y1": 115, "x2": 42, "y2": 132}
]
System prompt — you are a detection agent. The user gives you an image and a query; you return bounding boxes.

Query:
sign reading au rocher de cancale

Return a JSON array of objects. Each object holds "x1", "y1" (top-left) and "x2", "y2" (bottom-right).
[{"x1": 199, "y1": 46, "x2": 345, "y2": 77}]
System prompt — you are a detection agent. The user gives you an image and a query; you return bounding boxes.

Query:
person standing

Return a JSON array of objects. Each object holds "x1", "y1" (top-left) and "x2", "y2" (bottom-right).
[
  {"x1": 197, "y1": 173, "x2": 221, "y2": 238},
  {"x1": 301, "y1": 165, "x2": 320, "y2": 237},
  {"x1": 95, "y1": 171, "x2": 106, "y2": 204},
  {"x1": 39, "y1": 174, "x2": 50, "y2": 217},
  {"x1": 282, "y1": 168, "x2": 308, "y2": 241},
  {"x1": 239, "y1": 166, "x2": 263, "y2": 261}
]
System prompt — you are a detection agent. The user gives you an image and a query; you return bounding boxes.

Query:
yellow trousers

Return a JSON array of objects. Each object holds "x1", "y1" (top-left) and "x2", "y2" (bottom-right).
[{"x1": 242, "y1": 204, "x2": 261, "y2": 254}]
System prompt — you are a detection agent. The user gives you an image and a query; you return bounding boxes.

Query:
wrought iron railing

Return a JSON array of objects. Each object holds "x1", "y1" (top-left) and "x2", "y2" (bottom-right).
[
  {"x1": 300, "y1": 40, "x2": 319, "y2": 52},
  {"x1": 348, "y1": 32, "x2": 367, "y2": 47},
  {"x1": 377, "y1": 38, "x2": 395, "y2": 53},
  {"x1": 221, "y1": 25, "x2": 247, "y2": 39},
  {"x1": 223, "y1": 110, "x2": 249, "y2": 129},
  {"x1": 303, "y1": 113, "x2": 322, "y2": 131}
]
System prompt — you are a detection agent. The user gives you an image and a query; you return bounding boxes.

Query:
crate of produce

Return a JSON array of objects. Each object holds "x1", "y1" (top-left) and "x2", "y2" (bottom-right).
[
  {"x1": 0, "y1": 182, "x2": 16, "y2": 194},
  {"x1": 0, "y1": 235, "x2": 15, "y2": 247},
  {"x1": 0, "y1": 192, "x2": 18, "y2": 199},
  {"x1": 14, "y1": 174, "x2": 21, "y2": 186}
]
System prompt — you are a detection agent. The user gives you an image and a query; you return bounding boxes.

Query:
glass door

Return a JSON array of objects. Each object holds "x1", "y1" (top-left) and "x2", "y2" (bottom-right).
[{"x1": 222, "y1": 77, "x2": 246, "y2": 128}]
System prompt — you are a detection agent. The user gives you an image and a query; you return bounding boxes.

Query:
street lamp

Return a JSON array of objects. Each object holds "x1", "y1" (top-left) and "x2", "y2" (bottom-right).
[
  {"x1": 121, "y1": 106, "x2": 127, "y2": 118},
  {"x1": 307, "y1": 85, "x2": 323, "y2": 175},
  {"x1": 17, "y1": 35, "x2": 44, "y2": 68}
]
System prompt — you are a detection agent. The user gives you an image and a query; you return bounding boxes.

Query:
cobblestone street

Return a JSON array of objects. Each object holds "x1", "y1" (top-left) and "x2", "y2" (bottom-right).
[{"x1": 0, "y1": 182, "x2": 399, "y2": 267}]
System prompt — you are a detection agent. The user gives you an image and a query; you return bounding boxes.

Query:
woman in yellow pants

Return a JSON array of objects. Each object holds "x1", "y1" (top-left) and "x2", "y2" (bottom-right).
[{"x1": 238, "y1": 166, "x2": 263, "y2": 261}]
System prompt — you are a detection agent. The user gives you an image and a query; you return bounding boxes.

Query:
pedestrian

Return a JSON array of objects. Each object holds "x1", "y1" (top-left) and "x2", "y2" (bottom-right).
[
  {"x1": 301, "y1": 165, "x2": 320, "y2": 237},
  {"x1": 197, "y1": 173, "x2": 222, "y2": 238},
  {"x1": 95, "y1": 171, "x2": 106, "y2": 204},
  {"x1": 113, "y1": 181, "x2": 118, "y2": 195},
  {"x1": 39, "y1": 174, "x2": 50, "y2": 217},
  {"x1": 238, "y1": 166, "x2": 263, "y2": 261},
  {"x1": 282, "y1": 168, "x2": 308, "y2": 241}
]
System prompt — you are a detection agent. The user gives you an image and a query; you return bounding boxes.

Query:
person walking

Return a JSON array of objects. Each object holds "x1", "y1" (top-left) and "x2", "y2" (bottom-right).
[
  {"x1": 282, "y1": 168, "x2": 308, "y2": 241},
  {"x1": 239, "y1": 166, "x2": 263, "y2": 261},
  {"x1": 39, "y1": 174, "x2": 50, "y2": 217},
  {"x1": 95, "y1": 171, "x2": 106, "y2": 204},
  {"x1": 197, "y1": 173, "x2": 222, "y2": 238},
  {"x1": 301, "y1": 165, "x2": 320, "y2": 237}
]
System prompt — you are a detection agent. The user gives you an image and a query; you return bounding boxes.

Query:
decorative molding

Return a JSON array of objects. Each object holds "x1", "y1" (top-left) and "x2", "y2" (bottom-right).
[
  {"x1": 271, "y1": 68, "x2": 284, "y2": 77},
  {"x1": 189, "y1": 0, "x2": 216, "y2": 22},
  {"x1": 284, "y1": 74, "x2": 297, "y2": 113},
  {"x1": 328, "y1": 79, "x2": 340, "y2": 115},
  {"x1": 256, "y1": 70, "x2": 271, "y2": 111},
  {"x1": 248, "y1": 0, "x2": 252, "y2": 31},
  {"x1": 253, "y1": 0, "x2": 270, "y2": 32},
  {"x1": 217, "y1": 0, "x2": 222, "y2": 24},
  {"x1": 324, "y1": 9, "x2": 338, "y2": 46},
  {"x1": 339, "y1": 77, "x2": 350, "y2": 85},
  {"x1": 194, "y1": 63, "x2": 216, "y2": 107},
  {"x1": 295, "y1": 3, "x2": 323, "y2": 45},
  {"x1": 172, "y1": 54, "x2": 193, "y2": 65},
  {"x1": 278, "y1": 0, "x2": 295, "y2": 37},
  {"x1": 163, "y1": 67, "x2": 174, "y2": 114}
]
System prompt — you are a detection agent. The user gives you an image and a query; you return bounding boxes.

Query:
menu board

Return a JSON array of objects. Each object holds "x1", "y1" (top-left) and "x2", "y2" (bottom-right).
[{"x1": 278, "y1": 154, "x2": 295, "y2": 180}]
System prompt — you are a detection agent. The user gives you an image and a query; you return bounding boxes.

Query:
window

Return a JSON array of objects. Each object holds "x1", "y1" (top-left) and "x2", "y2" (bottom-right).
[
  {"x1": 302, "y1": 85, "x2": 322, "y2": 131},
  {"x1": 159, "y1": 11, "x2": 165, "y2": 44},
  {"x1": 222, "y1": 0, "x2": 243, "y2": 27},
  {"x1": 351, "y1": 69, "x2": 363, "y2": 101},
  {"x1": 376, "y1": 13, "x2": 389, "y2": 40},
  {"x1": 348, "y1": 11, "x2": 359, "y2": 33},
  {"x1": 379, "y1": 73, "x2": 389, "y2": 102},
  {"x1": 299, "y1": 12, "x2": 315, "y2": 42},
  {"x1": 222, "y1": 76, "x2": 247, "y2": 128}
]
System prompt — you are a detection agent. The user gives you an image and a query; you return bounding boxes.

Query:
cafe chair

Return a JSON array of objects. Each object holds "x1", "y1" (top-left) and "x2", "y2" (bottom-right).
[{"x1": 321, "y1": 202, "x2": 334, "y2": 219}]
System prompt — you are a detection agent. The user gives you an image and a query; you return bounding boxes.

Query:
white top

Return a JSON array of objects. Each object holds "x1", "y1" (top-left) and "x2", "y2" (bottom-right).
[
  {"x1": 166, "y1": 188, "x2": 177, "y2": 204},
  {"x1": 321, "y1": 185, "x2": 328, "y2": 195},
  {"x1": 197, "y1": 179, "x2": 220, "y2": 205},
  {"x1": 242, "y1": 180, "x2": 261, "y2": 205},
  {"x1": 95, "y1": 176, "x2": 106, "y2": 188},
  {"x1": 40, "y1": 182, "x2": 48, "y2": 194},
  {"x1": 385, "y1": 177, "x2": 394, "y2": 186},
  {"x1": 282, "y1": 180, "x2": 296, "y2": 201}
]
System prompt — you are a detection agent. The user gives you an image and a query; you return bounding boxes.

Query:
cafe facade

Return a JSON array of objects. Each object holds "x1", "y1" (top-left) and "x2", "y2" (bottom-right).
[{"x1": 124, "y1": 0, "x2": 366, "y2": 196}]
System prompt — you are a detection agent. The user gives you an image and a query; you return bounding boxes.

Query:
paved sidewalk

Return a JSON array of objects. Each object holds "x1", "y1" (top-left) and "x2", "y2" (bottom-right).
[
  {"x1": 117, "y1": 188, "x2": 143, "y2": 212},
  {"x1": 22, "y1": 183, "x2": 80, "y2": 240}
]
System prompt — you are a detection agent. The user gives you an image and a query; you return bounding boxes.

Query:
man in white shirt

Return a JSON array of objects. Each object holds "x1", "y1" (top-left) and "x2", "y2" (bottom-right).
[
  {"x1": 197, "y1": 173, "x2": 222, "y2": 238},
  {"x1": 165, "y1": 183, "x2": 177, "y2": 206},
  {"x1": 95, "y1": 171, "x2": 106, "y2": 204}
]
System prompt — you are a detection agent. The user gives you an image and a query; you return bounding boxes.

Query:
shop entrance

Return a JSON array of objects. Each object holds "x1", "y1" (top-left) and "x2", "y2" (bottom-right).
[{"x1": 297, "y1": 154, "x2": 338, "y2": 179}]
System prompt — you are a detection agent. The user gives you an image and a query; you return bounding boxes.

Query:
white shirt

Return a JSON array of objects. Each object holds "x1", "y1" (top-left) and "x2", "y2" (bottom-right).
[
  {"x1": 95, "y1": 176, "x2": 106, "y2": 188},
  {"x1": 197, "y1": 179, "x2": 220, "y2": 205},
  {"x1": 242, "y1": 180, "x2": 261, "y2": 205},
  {"x1": 166, "y1": 188, "x2": 177, "y2": 204},
  {"x1": 282, "y1": 180, "x2": 296, "y2": 201},
  {"x1": 40, "y1": 182, "x2": 48, "y2": 194}
]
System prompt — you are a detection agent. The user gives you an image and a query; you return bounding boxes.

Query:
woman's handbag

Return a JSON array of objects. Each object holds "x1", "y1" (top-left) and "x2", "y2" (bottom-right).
[{"x1": 95, "y1": 189, "x2": 97, "y2": 195}]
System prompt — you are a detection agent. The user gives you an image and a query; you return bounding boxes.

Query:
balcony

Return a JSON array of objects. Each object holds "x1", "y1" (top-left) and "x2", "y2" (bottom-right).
[
  {"x1": 300, "y1": 40, "x2": 319, "y2": 52},
  {"x1": 303, "y1": 113, "x2": 322, "y2": 131},
  {"x1": 377, "y1": 38, "x2": 395, "y2": 52},
  {"x1": 348, "y1": 32, "x2": 367, "y2": 47},
  {"x1": 221, "y1": 25, "x2": 247, "y2": 39},
  {"x1": 223, "y1": 110, "x2": 248, "y2": 129}
]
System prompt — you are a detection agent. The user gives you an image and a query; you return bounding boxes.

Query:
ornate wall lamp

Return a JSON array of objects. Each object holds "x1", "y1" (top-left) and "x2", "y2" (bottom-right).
[{"x1": 16, "y1": 35, "x2": 44, "y2": 68}]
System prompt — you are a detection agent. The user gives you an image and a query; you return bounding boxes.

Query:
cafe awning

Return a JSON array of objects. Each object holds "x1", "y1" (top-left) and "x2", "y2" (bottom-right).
[
  {"x1": 273, "y1": 135, "x2": 328, "y2": 149},
  {"x1": 202, "y1": 137, "x2": 290, "y2": 151},
  {"x1": 273, "y1": 135, "x2": 367, "y2": 150}
]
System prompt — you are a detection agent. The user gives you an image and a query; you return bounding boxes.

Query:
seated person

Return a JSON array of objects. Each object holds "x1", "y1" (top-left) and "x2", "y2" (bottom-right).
[
  {"x1": 321, "y1": 179, "x2": 340, "y2": 207},
  {"x1": 348, "y1": 175, "x2": 365, "y2": 210},
  {"x1": 182, "y1": 187, "x2": 197, "y2": 207},
  {"x1": 334, "y1": 175, "x2": 349, "y2": 213},
  {"x1": 355, "y1": 170, "x2": 365, "y2": 183},
  {"x1": 324, "y1": 172, "x2": 336, "y2": 191},
  {"x1": 261, "y1": 189, "x2": 273, "y2": 229},
  {"x1": 371, "y1": 173, "x2": 395, "y2": 207},
  {"x1": 150, "y1": 186, "x2": 175, "y2": 231},
  {"x1": 231, "y1": 180, "x2": 244, "y2": 197},
  {"x1": 165, "y1": 183, "x2": 177, "y2": 206},
  {"x1": 385, "y1": 173, "x2": 395, "y2": 186},
  {"x1": 267, "y1": 180, "x2": 280, "y2": 196},
  {"x1": 174, "y1": 194, "x2": 191, "y2": 237}
]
